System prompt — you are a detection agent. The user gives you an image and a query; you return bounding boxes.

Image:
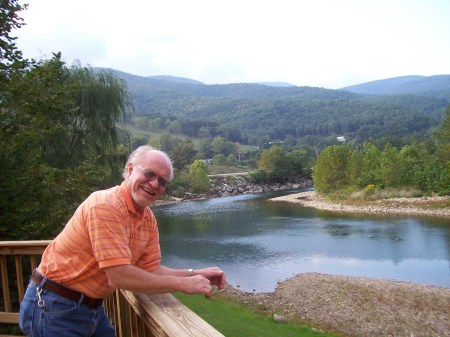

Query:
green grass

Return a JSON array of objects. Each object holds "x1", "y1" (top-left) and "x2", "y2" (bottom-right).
[
  {"x1": 124, "y1": 123, "x2": 259, "y2": 153},
  {"x1": 124, "y1": 124, "x2": 187, "y2": 140},
  {"x1": 173, "y1": 292, "x2": 340, "y2": 337},
  {"x1": 207, "y1": 165, "x2": 250, "y2": 174}
]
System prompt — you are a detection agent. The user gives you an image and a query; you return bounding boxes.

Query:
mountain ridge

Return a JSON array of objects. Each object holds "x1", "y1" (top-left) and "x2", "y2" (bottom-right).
[
  {"x1": 95, "y1": 67, "x2": 450, "y2": 96},
  {"x1": 94, "y1": 68, "x2": 449, "y2": 144},
  {"x1": 341, "y1": 74, "x2": 450, "y2": 100}
]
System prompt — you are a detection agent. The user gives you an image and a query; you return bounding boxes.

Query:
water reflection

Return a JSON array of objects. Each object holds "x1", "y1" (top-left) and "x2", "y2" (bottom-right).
[{"x1": 153, "y1": 190, "x2": 450, "y2": 292}]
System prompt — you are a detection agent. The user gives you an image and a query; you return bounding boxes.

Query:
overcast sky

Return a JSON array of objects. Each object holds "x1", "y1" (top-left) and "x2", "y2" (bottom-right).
[{"x1": 13, "y1": 0, "x2": 450, "y2": 89}]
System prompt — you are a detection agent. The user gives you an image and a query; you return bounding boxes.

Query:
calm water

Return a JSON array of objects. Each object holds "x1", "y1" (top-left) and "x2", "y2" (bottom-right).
[{"x1": 153, "y1": 190, "x2": 450, "y2": 292}]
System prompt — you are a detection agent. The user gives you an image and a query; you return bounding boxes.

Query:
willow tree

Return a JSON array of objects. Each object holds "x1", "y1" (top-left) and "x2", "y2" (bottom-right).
[
  {"x1": 0, "y1": 54, "x2": 132, "y2": 239},
  {"x1": 67, "y1": 60, "x2": 131, "y2": 179}
]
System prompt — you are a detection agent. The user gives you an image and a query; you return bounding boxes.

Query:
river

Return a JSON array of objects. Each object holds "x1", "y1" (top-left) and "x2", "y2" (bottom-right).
[{"x1": 153, "y1": 189, "x2": 450, "y2": 292}]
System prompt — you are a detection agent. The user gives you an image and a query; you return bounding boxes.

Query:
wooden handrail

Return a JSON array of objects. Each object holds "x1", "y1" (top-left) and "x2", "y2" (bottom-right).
[{"x1": 0, "y1": 241, "x2": 224, "y2": 337}]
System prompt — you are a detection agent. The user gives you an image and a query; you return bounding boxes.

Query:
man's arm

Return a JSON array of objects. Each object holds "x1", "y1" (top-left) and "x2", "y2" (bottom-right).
[
  {"x1": 103, "y1": 264, "x2": 225, "y2": 298},
  {"x1": 152, "y1": 265, "x2": 226, "y2": 290}
]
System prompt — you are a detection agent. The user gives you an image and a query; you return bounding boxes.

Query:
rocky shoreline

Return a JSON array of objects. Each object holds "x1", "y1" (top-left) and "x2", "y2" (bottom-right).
[
  {"x1": 154, "y1": 178, "x2": 314, "y2": 206},
  {"x1": 157, "y1": 175, "x2": 449, "y2": 218},
  {"x1": 218, "y1": 273, "x2": 450, "y2": 337},
  {"x1": 269, "y1": 190, "x2": 450, "y2": 217}
]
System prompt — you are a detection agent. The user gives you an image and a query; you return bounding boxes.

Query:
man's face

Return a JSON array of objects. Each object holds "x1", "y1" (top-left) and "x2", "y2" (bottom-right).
[{"x1": 126, "y1": 151, "x2": 171, "y2": 212}]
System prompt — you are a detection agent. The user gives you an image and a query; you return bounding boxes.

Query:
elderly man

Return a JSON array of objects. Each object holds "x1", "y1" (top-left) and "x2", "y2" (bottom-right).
[{"x1": 19, "y1": 145, "x2": 226, "y2": 337}]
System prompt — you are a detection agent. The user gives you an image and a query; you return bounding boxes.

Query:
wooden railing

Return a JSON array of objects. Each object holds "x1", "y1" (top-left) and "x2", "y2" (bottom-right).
[{"x1": 0, "y1": 241, "x2": 224, "y2": 337}]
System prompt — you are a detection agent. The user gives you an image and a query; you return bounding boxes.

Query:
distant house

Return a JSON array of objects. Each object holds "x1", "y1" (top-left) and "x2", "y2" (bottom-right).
[
  {"x1": 337, "y1": 136, "x2": 346, "y2": 142},
  {"x1": 257, "y1": 140, "x2": 283, "y2": 149},
  {"x1": 237, "y1": 152, "x2": 249, "y2": 161}
]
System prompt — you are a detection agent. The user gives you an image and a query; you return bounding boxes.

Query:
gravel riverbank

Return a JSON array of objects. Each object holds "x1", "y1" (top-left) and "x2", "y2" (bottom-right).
[
  {"x1": 218, "y1": 273, "x2": 450, "y2": 337},
  {"x1": 269, "y1": 190, "x2": 450, "y2": 217}
]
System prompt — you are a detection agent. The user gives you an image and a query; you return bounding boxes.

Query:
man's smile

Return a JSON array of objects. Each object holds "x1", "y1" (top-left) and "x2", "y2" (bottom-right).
[{"x1": 141, "y1": 185, "x2": 156, "y2": 196}]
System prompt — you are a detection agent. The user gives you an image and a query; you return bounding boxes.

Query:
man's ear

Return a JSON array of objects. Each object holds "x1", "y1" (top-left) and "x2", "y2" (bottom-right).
[{"x1": 127, "y1": 163, "x2": 134, "y2": 176}]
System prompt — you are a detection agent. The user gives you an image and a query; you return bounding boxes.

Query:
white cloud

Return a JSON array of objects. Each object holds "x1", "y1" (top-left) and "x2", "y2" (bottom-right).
[{"x1": 14, "y1": 0, "x2": 450, "y2": 88}]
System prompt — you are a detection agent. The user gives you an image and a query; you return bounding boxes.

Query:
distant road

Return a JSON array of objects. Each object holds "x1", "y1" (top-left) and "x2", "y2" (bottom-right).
[{"x1": 207, "y1": 172, "x2": 250, "y2": 177}]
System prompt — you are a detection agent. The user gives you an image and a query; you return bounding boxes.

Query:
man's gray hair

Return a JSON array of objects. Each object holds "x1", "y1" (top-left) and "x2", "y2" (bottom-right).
[{"x1": 122, "y1": 145, "x2": 174, "y2": 180}]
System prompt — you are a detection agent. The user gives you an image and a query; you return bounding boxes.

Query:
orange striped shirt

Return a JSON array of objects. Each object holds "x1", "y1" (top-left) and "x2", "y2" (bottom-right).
[{"x1": 38, "y1": 182, "x2": 161, "y2": 299}]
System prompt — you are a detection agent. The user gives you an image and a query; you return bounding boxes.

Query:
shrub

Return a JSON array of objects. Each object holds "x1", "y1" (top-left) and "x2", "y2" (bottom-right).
[{"x1": 363, "y1": 184, "x2": 377, "y2": 197}]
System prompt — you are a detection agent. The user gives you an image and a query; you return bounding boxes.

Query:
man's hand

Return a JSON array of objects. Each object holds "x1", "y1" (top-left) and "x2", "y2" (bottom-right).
[
  {"x1": 183, "y1": 275, "x2": 213, "y2": 298},
  {"x1": 191, "y1": 267, "x2": 226, "y2": 297}
]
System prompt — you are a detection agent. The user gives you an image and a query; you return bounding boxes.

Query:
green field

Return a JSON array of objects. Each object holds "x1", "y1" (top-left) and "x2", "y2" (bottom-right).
[
  {"x1": 124, "y1": 123, "x2": 258, "y2": 152},
  {"x1": 173, "y1": 292, "x2": 340, "y2": 337}
]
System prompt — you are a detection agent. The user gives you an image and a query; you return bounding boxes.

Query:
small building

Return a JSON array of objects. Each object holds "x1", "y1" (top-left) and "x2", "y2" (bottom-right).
[{"x1": 202, "y1": 159, "x2": 213, "y2": 165}]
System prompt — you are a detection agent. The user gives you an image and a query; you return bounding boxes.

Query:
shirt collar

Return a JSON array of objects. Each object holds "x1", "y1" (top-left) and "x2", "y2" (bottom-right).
[{"x1": 119, "y1": 181, "x2": 147, "y2": 218}]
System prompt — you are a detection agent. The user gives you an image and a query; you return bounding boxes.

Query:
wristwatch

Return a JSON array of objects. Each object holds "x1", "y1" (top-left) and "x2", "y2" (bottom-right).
[{"x1": 187, "y1": 268, "x2": 194, "y2": 276}]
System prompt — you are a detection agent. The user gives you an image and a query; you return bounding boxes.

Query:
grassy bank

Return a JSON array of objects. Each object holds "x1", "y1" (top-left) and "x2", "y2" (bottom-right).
[{"x1": 173, "y1": 292, "x2": 340, "y2": 337}]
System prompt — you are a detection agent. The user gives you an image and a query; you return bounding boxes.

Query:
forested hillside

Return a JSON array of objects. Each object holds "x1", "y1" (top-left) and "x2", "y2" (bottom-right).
[
  {"x1": 97, "y1": 68, "x2": 449, "y2": 145},
  {"x1": 341, "y1": 75, "x2": 450, "y2": 100}
]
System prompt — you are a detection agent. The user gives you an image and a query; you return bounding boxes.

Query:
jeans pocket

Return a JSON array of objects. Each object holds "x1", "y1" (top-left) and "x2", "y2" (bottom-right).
[
  {"x1": 41, "y1": 296, "x2": 94, "y2": 336},
  {"x1": 42, "y1": 294, "x2": 78, "y2": 318},
  {"x1": 19, "y1": 284, "x2": 37, "y2": 335}
]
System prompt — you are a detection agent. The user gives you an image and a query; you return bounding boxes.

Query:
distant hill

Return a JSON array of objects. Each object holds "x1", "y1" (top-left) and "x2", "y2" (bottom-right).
[
  {"x1": 95, "y1": 68, "x2": 449, "y2": 144},
  {"x1": 148, "y1": 75, "x2": 204, "y2": 85},
  {"x1": 257, "y1": 82, "x2": 296, "y2": 87},
  {"x1": 341, "y1": 75, "x2": 450, "y2": 101}
]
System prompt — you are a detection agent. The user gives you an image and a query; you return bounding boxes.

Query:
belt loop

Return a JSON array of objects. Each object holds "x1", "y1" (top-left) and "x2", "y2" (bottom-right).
[
  {"x1": 31, "y1": 269, "x2": 47, "y2": 288},
  {"x1": 78, "y1": 293, "x2": 85, "y2": 305}
]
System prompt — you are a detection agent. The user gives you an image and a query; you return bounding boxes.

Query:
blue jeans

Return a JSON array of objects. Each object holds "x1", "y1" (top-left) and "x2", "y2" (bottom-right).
[{"x1": 19, "y1": 279, "x2": 115, "y2": 337}]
